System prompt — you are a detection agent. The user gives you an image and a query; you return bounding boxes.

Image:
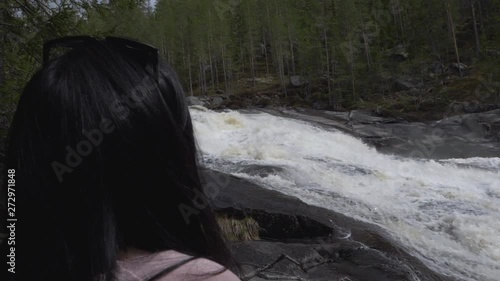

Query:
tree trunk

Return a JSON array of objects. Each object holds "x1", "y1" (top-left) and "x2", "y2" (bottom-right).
[
  {"x1": 277, "y1": 42, "x2": 287, "y2": 97},
  {"x1": 263, "y1": 35, "x2": 269, "y2": 76},
  {"x1": 215, "y1": 59, "x2": 220, "y2": 89},
  {"x1": 208, "y1": 11, "x2": 215, "y2": 92},
  {"x1": 470, "y1": 0, "x2": 481, "y2": 55},
  {"x1": 323, "y1": 27, "x2": 332, "y2": 101},
  {"x1": 249, "y1": 35, "x2": 256, "y2": 84},
  {"x1": 239, "y1": 40, "x2": 244, "y2": 79},
  {"x1": 198, "y1": 62, "x2": 202, "y2": 96},
  {"x1": 201, "y1": 61, "x2": 207, "y2": 96},
  {"x1": 351, "y1": 67, "x2": 355, "y2": 99},
  {"x1": 180, "y1": 28, "x2": 187, "y2": 68},
  {"x1": 477, "y1": 0, "x2": 484, "y2": 32},
  {"x1": 250, "y1": 51, "x2": 256, "y2": 84},
  {"x1": 349, "y1": 41, "x2": 356, "y2": 99},
  {"x1": 246, "y1": 2, "x2": 256, "y2": 84},
  {"x1": 209, "y1": 49, "x2": 214, "y2": 91},
  {"x1": 331, "y1": 56, "x2": 340, "y2": 108},
  {"x1": 222, "y1": 45, "x2": 228, "y2": 94},
  {"x1": 287, "y1": 26, "x2": 295, "y2": 75},
  {"x1": 274, "y1": 0, "x2": 286, "y2": 96},
  {"x1": 280, "y1": 53, "x2": 287, "y2": 96},
  {"x1": 391, "y1": 2, "x2": 403, "y2": 40},
  {"x1": 285, "y1": 5, "x2": 295, "y2": 75},
  {"x1": 204, "y1": 61, "x2": 208, "y2": 95},
  {"x1": 445, "y1": 0, "x2": 462, "y2": 77},
  {"x1": 362, "y1": 29, "x2": 372, "y2": 70},
  {"x1": 264, "y1": 1, "x2": 271, "y2": 76},
  {"x1": 188, "y1": 53, "x2": 193, "y2": 96}
]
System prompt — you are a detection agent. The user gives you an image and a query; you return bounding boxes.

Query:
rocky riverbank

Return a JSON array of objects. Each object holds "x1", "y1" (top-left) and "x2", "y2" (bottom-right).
[
  {"x1": 203, "y1": 170, "x2": 454, "y2": 281},
  {"x1": 257, "y1": 107, "x2": 500, "y2": 159},
  {"x1": 185, "y1": 70, "x2": 500, "y2": 123}
]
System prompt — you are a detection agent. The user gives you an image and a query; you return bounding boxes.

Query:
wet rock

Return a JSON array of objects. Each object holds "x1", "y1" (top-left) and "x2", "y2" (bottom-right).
[
  {"x1": 203, "y1": 170, "x2": 453, "y2": 281},
  {"x1": 211, "y1": 96, "x2": 224, "y2": 107}
]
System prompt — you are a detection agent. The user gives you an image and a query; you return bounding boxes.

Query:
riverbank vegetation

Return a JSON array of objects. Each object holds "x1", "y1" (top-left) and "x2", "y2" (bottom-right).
[{"x1": 1, "y1": 0, "x2": 500, "y2": 122}]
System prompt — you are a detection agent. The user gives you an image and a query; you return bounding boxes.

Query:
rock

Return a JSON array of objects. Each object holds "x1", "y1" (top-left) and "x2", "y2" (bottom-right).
[
  {"x1": 430, "y1": 63, "x2": 447, "y2": 74},
  {"x1": 464, "y1": 101, "x2": 480, "y2": 113},
  {"x1": 485, "y1": 49, "x2": 500, "y2": 57},
  {"x1": 446, "y1": 101, "x2": 466, "y2": 115},
  {"x1": 260, "y1": 107, "x2": 500, "y2": 159},
  {"x1": 437, "y1": 109, "x2": 500, "y2": 142},
  {"x1": 394, "y1": 78, "x2": 415, "y2": 91},
  {"x1": 373, "y1": 106, "x2": 382, "y2": 116},
  {"x1": 202, "y1": 170, "x2": 452, "y2": 281},
  {"x1": 387, "y1": 44, "x2": 409, "y2": 61},
  {"x1": 348, "y1": 110, "x2": 393, "y2": 124},
  {"x1": 445, "y1": 101, "x2": 499, "y2": 115},
  {"x1": 185, "y1": 96, "x2": 205, "y2": 106},
  {"x1": 290, "y1": 75, "x2": 304, "y2": 87},
  {"x1": 211, "y1": 96, "x2": 224, "y2": 107},
  {"x1": 313, "y1": 101, "x2": 328, "y2": 110},
  {"x1": 450, "y1": 62, "x2": 468, "y2": 72}
]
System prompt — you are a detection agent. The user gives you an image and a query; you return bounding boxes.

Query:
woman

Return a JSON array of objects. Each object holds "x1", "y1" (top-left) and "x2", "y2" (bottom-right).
[{"x1": 0, "y1": 36, "x2": 241, "y2": 281}]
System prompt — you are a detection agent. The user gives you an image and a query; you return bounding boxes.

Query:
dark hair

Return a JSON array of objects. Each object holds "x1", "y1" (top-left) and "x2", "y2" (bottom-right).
[{"x1": 0, "y1": 39, "x2": 235, "y2": 281}]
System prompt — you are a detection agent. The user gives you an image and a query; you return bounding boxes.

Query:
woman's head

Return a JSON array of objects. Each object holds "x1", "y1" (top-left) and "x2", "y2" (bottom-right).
[{"x1": 1, "y1": 37, "x2": 232, "y2": 281}]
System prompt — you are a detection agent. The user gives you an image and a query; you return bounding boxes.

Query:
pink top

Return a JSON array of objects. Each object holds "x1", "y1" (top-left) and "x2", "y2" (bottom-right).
[{"x1": 115, "y1": 250, "x2": 241, "y2": 281}]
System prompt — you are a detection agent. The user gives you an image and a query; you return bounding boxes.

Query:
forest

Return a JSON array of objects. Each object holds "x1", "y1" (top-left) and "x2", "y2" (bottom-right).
[{"x1": 1, "y1": 0, "x2": 500, "y2": 121}]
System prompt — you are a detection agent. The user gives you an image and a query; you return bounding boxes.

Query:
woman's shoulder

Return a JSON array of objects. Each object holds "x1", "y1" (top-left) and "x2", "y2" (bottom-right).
[
  {"x1": 116, "y1": 249, "x2": 241, "y2": 281},
  {"x1": 167, "y1": 255, "x2": 241, "y2": 281}
]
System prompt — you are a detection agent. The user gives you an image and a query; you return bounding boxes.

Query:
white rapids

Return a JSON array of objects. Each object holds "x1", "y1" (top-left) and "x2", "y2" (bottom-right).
[{"x1": 190, "y1": 107, "x2": 500, "y2": 281}]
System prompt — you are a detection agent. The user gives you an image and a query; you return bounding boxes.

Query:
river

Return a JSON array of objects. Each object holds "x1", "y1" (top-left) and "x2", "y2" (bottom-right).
[{"x1": 190, "y1": 107, "x2": 500, "y2": 281}]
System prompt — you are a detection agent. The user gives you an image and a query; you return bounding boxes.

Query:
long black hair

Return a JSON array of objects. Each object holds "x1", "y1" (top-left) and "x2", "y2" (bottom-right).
[{"x1": 0, "y1": 38, "x2": 235, "y2": 281}]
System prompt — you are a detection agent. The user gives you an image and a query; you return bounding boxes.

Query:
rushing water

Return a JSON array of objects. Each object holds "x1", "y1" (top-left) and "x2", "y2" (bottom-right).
[{"x1": 190, "y1": 107, "x2": 500, "y2": 281}]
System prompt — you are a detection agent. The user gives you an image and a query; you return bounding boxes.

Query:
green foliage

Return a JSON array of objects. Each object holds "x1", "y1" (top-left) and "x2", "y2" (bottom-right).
[{"x1": 1, "y1": 0, "x2": 499, "y2": 116}]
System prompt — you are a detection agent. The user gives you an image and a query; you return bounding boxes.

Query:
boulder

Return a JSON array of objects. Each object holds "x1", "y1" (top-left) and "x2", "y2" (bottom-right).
[
  {"x1": 387, "y1": 44, "x2": 409, "y2": 61},
  {"x1": 313, "y1": 101, "x2": 328, "y2": 110},
  {"x1": 185, "y1": 96, "x2": 205, "y2": 106},
  {"x1": 450, "y1": 62, "x2": 468, "y2": 72},
  {"x1": 211, "y1": 96, "x2": 224, "y2": 107},
  {"x1": 290, "y1": 75, "x2": 304, "y2": 87},
  {"x1": 394, "y1": 78, "x2": 415, "y2": 91},
  {"x1": 463, "y1": 101, "x2": 480, "y2": 113}
]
